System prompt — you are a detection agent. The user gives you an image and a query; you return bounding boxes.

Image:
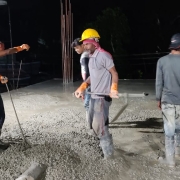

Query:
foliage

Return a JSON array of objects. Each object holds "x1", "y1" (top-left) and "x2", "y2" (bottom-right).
[{"x1": 84, "y1": 7, "x2": 130, "y2": 55}]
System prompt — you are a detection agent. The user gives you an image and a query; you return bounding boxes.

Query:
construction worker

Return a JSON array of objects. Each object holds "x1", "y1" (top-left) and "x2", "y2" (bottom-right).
[
  {"x1": 71, "y1": 38, "x2": 91, "y2": 123},
  {"x1": 74, "y1": 29, "x2": 119, "y2": 159},
  {"x1": 156, "y1": 33, "x2": 180, "y2": 167},
  {"x1": 0, "y1": 42, "x2": 30, "y2": 147}
]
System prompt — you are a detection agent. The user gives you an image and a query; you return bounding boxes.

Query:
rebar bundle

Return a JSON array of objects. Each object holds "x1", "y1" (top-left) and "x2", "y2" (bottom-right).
[{"x1": 60, "y1": 0, "x2": 73, "y2": 84}]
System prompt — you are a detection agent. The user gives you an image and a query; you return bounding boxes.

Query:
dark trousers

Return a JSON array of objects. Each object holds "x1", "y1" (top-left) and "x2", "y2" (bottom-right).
[{"x1": 0, "y1": 95, "x2": 5, "y2": 129}]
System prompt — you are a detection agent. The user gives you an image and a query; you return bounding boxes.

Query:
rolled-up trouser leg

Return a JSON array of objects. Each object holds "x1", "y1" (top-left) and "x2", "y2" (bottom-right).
[
  {"x1": 91, "y1": 98, "x2": 114, "y2": 158},
  {"x1": 99, "y1": 126, "x2": 114, "y2": 158},
  {"x1": 174, "y1": 104, "x2": 180, "y2": 156},
  {"x1": 164, "y1": 135, "x2": 175, "y2": 166},
  {"x1": 160, "y1": 103, "x2": 176, "y2": 167},
  {"x1": 174, "y1": 132, "x2": 180, "y2": 156}
]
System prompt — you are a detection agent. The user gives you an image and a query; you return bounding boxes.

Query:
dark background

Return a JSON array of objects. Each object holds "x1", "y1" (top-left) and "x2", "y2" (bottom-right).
[{"x1": 0, "y1": 0, "x2": 180, "y2": 88}]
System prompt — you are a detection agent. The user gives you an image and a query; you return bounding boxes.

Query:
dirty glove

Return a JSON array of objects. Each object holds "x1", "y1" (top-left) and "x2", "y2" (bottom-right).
[
  {"x1": 110, "y1": 83, "x2": 119, "y2": 98},
  {"x1": 0, "y1": 75, "x2": 8, "y2": 84},
  {"x1": 74, "y1": 82, "x2": 89, "y2": 98},
  {"x1": 14, "y1": 44, "x2": 30, "y2": 52}
]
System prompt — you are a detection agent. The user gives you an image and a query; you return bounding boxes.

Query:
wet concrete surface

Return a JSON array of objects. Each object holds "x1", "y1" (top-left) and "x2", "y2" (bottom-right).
[{"x1": 0, "y1": 79, "x2": 179, "y2": 180}]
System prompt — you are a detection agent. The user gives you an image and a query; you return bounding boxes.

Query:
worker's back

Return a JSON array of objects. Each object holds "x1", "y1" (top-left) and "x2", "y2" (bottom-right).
[{"x1": 156, "y1": 54, "x2": 180, "y2": 104}]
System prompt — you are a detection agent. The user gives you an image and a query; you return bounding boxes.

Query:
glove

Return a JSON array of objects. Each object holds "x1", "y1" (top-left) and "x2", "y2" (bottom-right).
[
  {"x1": 0, "y1": 75, "x2": 8, "y2": 84},
  {"x1": 74, "y1": 82, "x2": 89, "y2": 98},
  {"x1": 14, "y1": 44, "x2": 30, "y2": 52},
  {"x1": 110, "y1": 83, "x2": 119, "y2": 98}
]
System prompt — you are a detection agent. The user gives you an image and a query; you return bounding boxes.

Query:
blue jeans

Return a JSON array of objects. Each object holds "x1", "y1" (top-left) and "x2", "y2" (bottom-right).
[
  {"x1": 84, "y1": 87, "x2": 91, "y2": 111},
  {"x1": 162, "y1": 103, "x2": 180, "y2": 137}
]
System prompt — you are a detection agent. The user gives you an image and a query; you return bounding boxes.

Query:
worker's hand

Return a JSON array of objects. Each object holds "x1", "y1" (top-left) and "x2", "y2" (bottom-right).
[
  {"x1": 157, "y1": 101, "x2": 161, "y2": 110},
  {"x1": 110, "y1": 83, "x2": 119, "y2": 98},
  {"x1": 74, "y1": 89, "x2": 84, "y2": 98},
  {"x1": 109, "y1": 90, "x2": 119, "y2": 98},
  {"x1": 0, "y1": 76, "x2": 8, "y2": 84},
  {"x1": 20, "y1": 44, "x2": 30, "y2": 51},
  {"x1": 74, "y1": 82, "x2": 89, "y2": 98},
  {"x1": 15, "y1": 44, "x2": 30, "y2": 52}
]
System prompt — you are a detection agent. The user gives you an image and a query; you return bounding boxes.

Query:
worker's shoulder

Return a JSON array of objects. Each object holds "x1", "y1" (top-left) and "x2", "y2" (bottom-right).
[
  {"x1": 158, "y1": 54, "x2": 170, "y2": 62},
  {"x1": 81, "y1": 51, "x2": 89, "y2": 58},
  {"x1": 97, "y1": 50, "x2": 112, "y2": 59}
]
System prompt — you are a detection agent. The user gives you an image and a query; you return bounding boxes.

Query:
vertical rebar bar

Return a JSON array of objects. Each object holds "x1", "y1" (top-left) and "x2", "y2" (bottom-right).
[{"x1": 60, "y1": 0, "x2": 73, "y2": 84}]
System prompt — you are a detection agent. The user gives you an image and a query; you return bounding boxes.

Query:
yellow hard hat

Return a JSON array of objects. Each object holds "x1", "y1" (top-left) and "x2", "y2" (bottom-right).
[{"x1": 80, "y1": 28, "x2": 100, "y2": 42}]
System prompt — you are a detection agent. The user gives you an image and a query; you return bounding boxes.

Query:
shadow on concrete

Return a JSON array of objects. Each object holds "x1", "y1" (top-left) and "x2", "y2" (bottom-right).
[
  {"x1": 138, "y1": 131, "x2": 163, "y2": 134},
  {"x1": 110, "y1": 118, "x2": 163, "y2": 129}
]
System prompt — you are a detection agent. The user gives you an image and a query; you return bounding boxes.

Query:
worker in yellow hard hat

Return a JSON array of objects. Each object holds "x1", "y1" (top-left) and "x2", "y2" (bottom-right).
[{"x1": 74, "y1": 28, "x2": 119, "y2": 159}]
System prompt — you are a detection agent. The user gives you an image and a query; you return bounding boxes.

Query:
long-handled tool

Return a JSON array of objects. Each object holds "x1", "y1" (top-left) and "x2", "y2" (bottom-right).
[
  {"x1": 5, "y1": 83, "x2": 31, "y2": 149},
  {"x1": 16, "y1": 60, "x2": 22, "y2": 90},
  {"x1": 87, "y1": 92, "x2": 148, "y2": 123}
]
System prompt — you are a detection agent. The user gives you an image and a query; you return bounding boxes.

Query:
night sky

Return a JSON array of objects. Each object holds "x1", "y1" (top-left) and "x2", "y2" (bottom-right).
[
  {"x1": 0, "y1": 0, "x2": 180, "y2": 79},
  {"x1": 1, "y1": 0, "x2": 180, "y2": 53}
]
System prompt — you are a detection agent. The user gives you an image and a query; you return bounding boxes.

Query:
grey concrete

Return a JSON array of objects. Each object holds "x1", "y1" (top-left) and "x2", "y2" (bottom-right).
[{"x1": 1, "y1": 79, "x2": 180, "y2": 180}]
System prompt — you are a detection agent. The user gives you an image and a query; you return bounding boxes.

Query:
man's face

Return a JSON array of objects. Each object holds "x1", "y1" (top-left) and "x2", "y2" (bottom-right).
[
  {"x1": 74, "y1": 45, "x2": 84, "y2": 54},
  {"x1": 83, "y1": 43, "x2": 96, "y2": 54},
  {"x1": 0, "y1": 42, "x2": 5, "y2": 51}
]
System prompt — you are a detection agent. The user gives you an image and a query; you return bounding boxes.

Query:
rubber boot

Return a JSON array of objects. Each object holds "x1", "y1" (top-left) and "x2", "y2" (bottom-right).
[
  {"x1": 0, "y1": 129, "x2": 9, "y2": 150},
  {"x1": 175, "y1": 133, "x2": 180, "y2": 157},
  {"x1": 159, "y1": 135, "x2": 175, "y2": 167},
  {"x1": 100, "y1": 127, "x2": 114, "y2": 159}
]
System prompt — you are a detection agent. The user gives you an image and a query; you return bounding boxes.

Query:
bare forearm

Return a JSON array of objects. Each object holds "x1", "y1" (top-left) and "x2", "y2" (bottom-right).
[
  {"x1": 8, "y1": 47, "x2": 20, "y2": 54},
  {"x1": 0, "y1": 49, "x2": 11, "y2": 57},
  {"x1": 111, "y1": 71, "x2": 119, "y2": 84},
  {"x1": 85, "y1": 76, "x2": 91, "y2": 84},
  {"x1": 82, "y1": 73, "x2": 86, "y2": 81},
  {"x1": 109, "y1": 66, "x2": 119, "y2": 85},
  {"x1": 0, "y1": 47, "x2": 22, "y2": 57}
]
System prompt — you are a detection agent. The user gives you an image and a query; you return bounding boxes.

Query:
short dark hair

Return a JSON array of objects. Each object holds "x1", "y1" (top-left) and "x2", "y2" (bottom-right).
[{"x1": 71, "y1": 38, "x2": 82, "y2": 48}]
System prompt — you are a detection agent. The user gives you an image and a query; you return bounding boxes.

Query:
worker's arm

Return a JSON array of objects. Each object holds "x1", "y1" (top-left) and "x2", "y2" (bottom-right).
[
  {"x1": 81, "y1": 57, "x2": 89, "y2": 81},
  {"x1": 74, "y1": 76, "x2": 91, "y2": 98},
  {"x1": 102, "y1": 53, "x2": 119, "y2": 98},
  {"x1": 109, "y1": 66, "x2": 119, "y2": 98},
  {"x1": 0, "y1": 44, "x2": 30, "y2": 57},
  {"x1": 85, "y1": 76, "x2": 90, "y2": 84},
  {"x1": 156, "y1": 59, "x2": 163, "y2": 109},
  {"x1": 109, "y1": 66, "x2": 119, "y2": 85}
]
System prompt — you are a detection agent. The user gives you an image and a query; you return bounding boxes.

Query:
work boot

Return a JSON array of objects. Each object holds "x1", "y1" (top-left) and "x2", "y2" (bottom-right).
[
  {"x1": 159, "y1": 135, "x2": 175, "y2": 167},
  {"x1": 100, "y1": 134, "x2": 114, "y2": 159},
  {"x1": 0, "y1": 129, "x2": 9, "y2": 150},
  {"x1": 175, "y1": 132, "x2": 180, "y2": 157}
]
